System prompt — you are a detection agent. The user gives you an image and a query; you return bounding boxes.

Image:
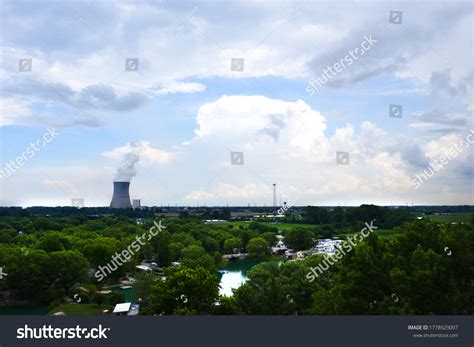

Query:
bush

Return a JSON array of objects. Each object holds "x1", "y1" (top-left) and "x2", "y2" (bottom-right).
[{"x1": 246, "y1": 237, "x2": 270, "y2": 258}]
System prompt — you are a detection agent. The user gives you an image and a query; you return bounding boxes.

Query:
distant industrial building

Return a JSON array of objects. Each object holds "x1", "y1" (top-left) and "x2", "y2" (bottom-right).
[{"x1": 132, "y1": 199, "x2": 141, "y2": 209}]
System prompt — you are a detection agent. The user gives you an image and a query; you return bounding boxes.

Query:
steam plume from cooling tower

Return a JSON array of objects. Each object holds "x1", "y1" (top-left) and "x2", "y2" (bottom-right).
[{"x1": 114, "y1": 141, "x2": 142, "y2": 182}]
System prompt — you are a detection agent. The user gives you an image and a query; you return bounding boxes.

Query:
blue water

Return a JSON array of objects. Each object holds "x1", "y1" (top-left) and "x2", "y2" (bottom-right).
[{"x1": 218, "y1": 259, "x2": 261, "y2": 296}]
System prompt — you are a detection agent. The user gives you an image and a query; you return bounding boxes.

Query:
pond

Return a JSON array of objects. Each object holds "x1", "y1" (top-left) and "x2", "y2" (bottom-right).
[
  {"x1": 218, "y1": 259, "x2": 261, "y2": 297},
  {"x1": 112, "y1": 287, "x2": 137, "y2": 302}
]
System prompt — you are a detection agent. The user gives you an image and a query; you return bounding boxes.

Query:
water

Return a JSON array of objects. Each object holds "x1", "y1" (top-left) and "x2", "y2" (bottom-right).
[
  {"x1": 112, "y1": 287, "x2": 137, "y2": 302},
  {"x1": 218, "y1": 259, "x2": 261, "y2": 297}
]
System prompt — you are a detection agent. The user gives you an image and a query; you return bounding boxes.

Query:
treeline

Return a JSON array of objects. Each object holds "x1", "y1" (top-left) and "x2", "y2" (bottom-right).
[
  {"x1": 300, "y1": 204, "x2": 412, "y2": 229},
  {"x1": 0, "y1": 206, "x2": 156, "y2": 218},
  {"x1": 146, "y1": 221, "x2": 474, "y2": 315},
  {"x1": 408, "y1": 205, "x2": 474, "y2": 214},
  {"x1": 1, "y1": 213, "x2": 472, "y2": 315},
  {"x1": 0, "y1": 217, "x2": 280, "y2": 305},
  {"x1": 0, "y1": 217, "x2": 149, "y2": 302}
]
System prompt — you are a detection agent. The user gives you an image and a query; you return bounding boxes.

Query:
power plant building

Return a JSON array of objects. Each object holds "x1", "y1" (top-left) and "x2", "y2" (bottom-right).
[{"x1": 110, "y1": 181, "x2": 132, "y2": 209}]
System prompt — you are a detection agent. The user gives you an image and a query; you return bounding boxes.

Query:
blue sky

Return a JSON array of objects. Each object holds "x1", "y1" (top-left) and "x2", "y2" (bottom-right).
[{"x1": 0, "y1": 0, "x2": 472, "y2": 207}]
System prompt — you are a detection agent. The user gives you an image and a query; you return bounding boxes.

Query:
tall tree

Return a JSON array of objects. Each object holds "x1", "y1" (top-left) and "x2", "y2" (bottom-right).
[
  {"x1": 246, "y1": 237, "x2": 270, "y2": 258},
  {"x1": 284, "y1": 228, "x2": 314, "y2": 250},
  {"x1": 148, "y1": 266, "x2": 219, "y2": 315}
]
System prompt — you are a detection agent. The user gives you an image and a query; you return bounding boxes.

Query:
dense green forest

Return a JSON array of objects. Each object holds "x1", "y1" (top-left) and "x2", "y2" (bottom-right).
[{"x1": 0, "y1": 206, "x2": 472, "y2": 315}]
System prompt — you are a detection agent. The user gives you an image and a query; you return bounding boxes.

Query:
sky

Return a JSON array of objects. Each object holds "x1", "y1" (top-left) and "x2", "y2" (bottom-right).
[{"x1": 0, "y1": 0, "x2": 473, "y2": 207}]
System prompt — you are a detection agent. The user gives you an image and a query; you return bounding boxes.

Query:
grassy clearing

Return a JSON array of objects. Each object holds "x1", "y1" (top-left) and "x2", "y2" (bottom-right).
[
  {"x1": 49, "y1": 303, "x2": 105, "y2": 316},
  {"x1": 230, "y1": 221, "x2": 399, "y2": 239},
  {"x1": 373, "y1": 229, "x2": 398, "y2": 238},
  {"x1": 424, "y1": 212, "x2": 473, "y2": 223},
  {"x1": 229, "y1": 221, "x2": 315, "y2": 231}
]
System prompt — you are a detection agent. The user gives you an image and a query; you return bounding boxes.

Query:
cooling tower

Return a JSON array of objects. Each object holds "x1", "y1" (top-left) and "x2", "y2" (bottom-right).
[{"x1": 110, "y1": 181, "x2": 132, "y2": 208}]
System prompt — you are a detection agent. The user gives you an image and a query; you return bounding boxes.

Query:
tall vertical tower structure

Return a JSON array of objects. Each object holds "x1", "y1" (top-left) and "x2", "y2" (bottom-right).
[
  {"x1": 273, "y1": 183, "x2": 277, "y2": 210},
  {"x1": 110, "y1": 182, "x2": 132, "y2": 208}
]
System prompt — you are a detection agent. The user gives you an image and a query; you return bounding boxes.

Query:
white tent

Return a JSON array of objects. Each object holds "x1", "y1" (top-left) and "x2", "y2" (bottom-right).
[{"x1": 113, "y1": 302, "x2": 131, "y2": 314}]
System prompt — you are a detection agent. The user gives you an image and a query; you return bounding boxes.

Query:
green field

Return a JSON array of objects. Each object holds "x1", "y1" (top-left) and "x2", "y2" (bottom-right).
[
  {"x1": 424, "y1": 212, "x2": 473, "y2": 223},
  {"x1": 231, "y1": 213, "x2": 473, "y2": 238},
  {"x1": 373, "y1": 229, "x2": 398, "y2": 238},
  {"x1": 230, "y1": 221, "x2": 401, "y2": 239},
  {"x1": 230, "y1": 221, "x2": 315, "y2": 231},
  {"x1": 49, "y1": 303, "x2": 105, "y2": 316},
  {"x1": 337, "y1": 229, "x2": 398, "y2": 239}
]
